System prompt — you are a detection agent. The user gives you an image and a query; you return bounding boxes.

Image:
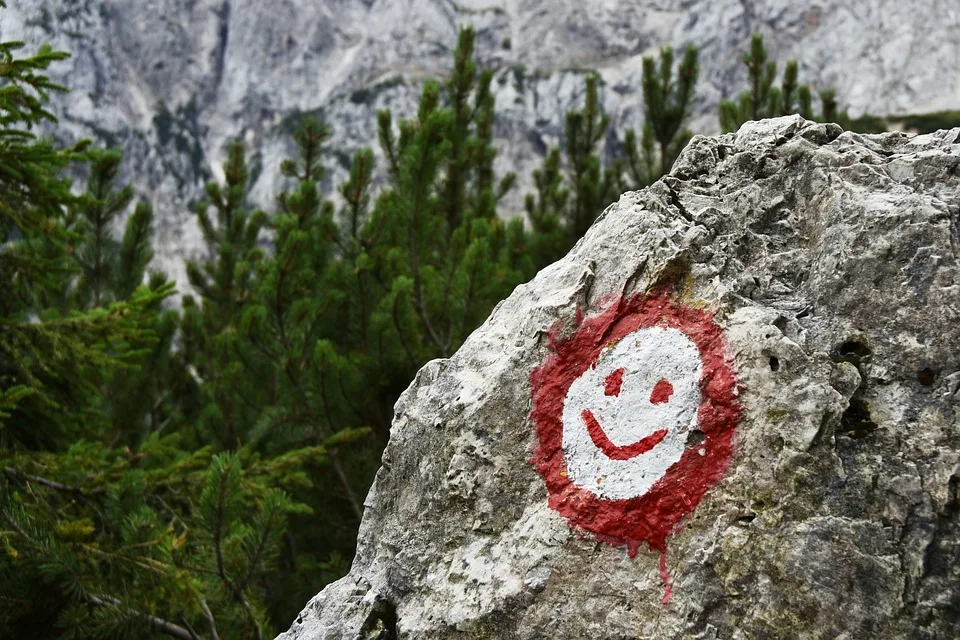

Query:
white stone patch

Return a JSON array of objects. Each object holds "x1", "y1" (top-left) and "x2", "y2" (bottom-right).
[{"x1": 562, "y1": 327, "x2": 703, "y2": 500}]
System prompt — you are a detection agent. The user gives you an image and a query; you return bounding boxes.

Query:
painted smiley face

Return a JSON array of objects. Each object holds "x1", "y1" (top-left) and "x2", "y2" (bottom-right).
[
  {"x1": 561, "y1": 327, "x2": 703, "y2": 500},
  {"x1": 530, "y1": 292, "x2": 740, "y2": 558}
]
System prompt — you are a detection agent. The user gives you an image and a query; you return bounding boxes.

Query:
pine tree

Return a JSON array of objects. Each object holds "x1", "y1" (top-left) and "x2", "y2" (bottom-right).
[
  {"x1": 524, "y1": 147, "x2": 569, "y2": 267},
  {"x1": 243, "y1": 118, "x2": 370, "y2": 517},
  {"x1": 564, "y1": 74, "x2": 620, "y2": 241},
  {"x1": 184, "y1": 141, "x2": 268, "y2": 449},
  {"x1": 0, "y1": 17, "x2": 167, "y2": 450},
  {"x1": 622, "y1": 45, "x2": 699, "y2": 189},
  {"x1": 186, "y1": 140, "x2": 267, "y2": 331},
  {"x1": 719, "y1": 33, "x2": 840, "y2": 132},
  {"x1": 177, "y1": 27, "x2": 533, "y2": 615},
  {"x1": 68, "y1": 149, "x2": 137, "y2": 308},
  {"x1": 180, "y1": 124, "x2": 376, "y2": 625},
  {"x1": 0, "y1": 8, "x2": 312, "y2": 637},
  {"x1": 369, "y1": 26, "x2": 524, "y2": 362},
  {"x1": 525, "y1": 74, "x2": 621, "y2": 268},
  {"x1": 61, "y1": 149, "x2": 179, "y2": 448}
]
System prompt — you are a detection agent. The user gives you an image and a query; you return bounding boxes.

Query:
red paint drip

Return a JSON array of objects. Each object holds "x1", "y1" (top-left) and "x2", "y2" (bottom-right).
[
  {"x1": 603, "y1": 367, "x2": 625, "y2": 396},
  {"x1": 582, "y1": 410, "x2": 667, "y2": 460},
  {"x1": 659, "y1": 551, "x2": 672, "y2": 605},
  {"x1": 649, "y1": 378, "x2": 674, "y2": 404}
]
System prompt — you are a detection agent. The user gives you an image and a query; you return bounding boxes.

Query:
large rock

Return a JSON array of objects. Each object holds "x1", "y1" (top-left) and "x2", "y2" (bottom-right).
[
  {"x1": 280, "y1": 116, "x2": 960, "y2": 639},
  {"x1": 4, "y1": 1, "x2": 960, "y2": 286}
]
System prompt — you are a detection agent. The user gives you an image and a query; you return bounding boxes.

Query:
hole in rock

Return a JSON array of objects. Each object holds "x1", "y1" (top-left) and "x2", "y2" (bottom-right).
[
  {"x1": 736, "y1": 513, "x2": 756, "y2": 524},
  {"x1": 769, "y1": 356, "x2": 780, "y2": 372},
  {"x1": 831, "y1": 339, "x2": 872, "y2": 367},
  {"x1": 918, "y1": 368, "x2": 937, "y2": 386},
  {"x1": 838, "y1": 396, "x2": 878, "y2": 439},
  {"x1": 360, "y1": 597, "x2": 398, "y2": 640},
  {"x1": 686, "y1": 429, "x2": 706, "y2": 448}
]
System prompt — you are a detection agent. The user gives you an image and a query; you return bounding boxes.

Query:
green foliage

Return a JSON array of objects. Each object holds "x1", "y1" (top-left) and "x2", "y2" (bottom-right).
[
  {"x1": 564, "y1": 74, "x2": 620, "y2": 241},
  {"x1": 0, "y1": 9, "x2": 313, "y2": 637},
  {"x1": 180, "y1": 140, "x2": 271, "y2": 456},
  {"x1": 3, "y1": 4, "x2": 935, "y2": 638},
  {"x1": 622, "y1": 45, "x2": 699, "y2": 188},
  {"x1": 366, "y1": 27, "x2": 526, "y2": 362},
  {"x1": 57, "y1": 148, "x2": 180, "y2": 450},
  {"x1": 0, "y1": 437, "x2": 322, "y2": 639},
  {"x1": 186, "y1": 140, "x2": 267, "y2": 329},
  {"x1": 67, "y1": 149, "x2": 140, "y2": 308},
  {"x1": 175, "y1": 26, "x2": 533, "y2": 628},
  {"x1": 0, "y1": 20, "x2": 170, "y2": 451},
  {"x1": 525, "y1": 74, "x2": 621, "y2": 268},
  {"x1": 842, "y1": 110, "x2": 960, "y2": 135},
  {"x1": 719, "y1": 33, "x2": 839, "y2": 132}
]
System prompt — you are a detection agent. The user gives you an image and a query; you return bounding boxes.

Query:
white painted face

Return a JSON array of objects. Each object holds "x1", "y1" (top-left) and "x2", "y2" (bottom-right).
[{"x1": 561, "y1": 326, "x2": 703, "y2": 500}]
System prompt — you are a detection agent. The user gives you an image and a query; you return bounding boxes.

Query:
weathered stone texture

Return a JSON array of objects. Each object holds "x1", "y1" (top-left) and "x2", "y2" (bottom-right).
[{"x1": 281, "y1": 117, "x2": 960, "y2": 639}]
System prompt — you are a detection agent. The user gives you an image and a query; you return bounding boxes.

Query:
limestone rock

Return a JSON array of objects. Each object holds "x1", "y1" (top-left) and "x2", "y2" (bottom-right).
[
  {"x1": 279, "y1": 117, "x2": 960, "y2": 639},
  {"x1": 4, "y1": 2, "x2": 960, "y2": 287}
]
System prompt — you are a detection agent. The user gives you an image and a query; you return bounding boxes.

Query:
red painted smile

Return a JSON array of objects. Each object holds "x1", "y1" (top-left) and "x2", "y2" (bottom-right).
[
  {"x1": 581, "y1": 409, "x2": 667, "y2": 460},
  {"x1": 582, "y1": 369, "x2": 675, "y2": 460}
]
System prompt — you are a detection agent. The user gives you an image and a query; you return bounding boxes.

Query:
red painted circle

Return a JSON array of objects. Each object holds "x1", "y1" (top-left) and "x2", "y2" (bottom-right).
[{"x1": 529, "y1": 291, "x2": 741, "y2": 556}]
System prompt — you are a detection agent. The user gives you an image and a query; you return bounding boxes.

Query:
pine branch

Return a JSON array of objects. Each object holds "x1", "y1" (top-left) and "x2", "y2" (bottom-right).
[
  {"x1": 178, "y1": 615, "x2": 201, "y2": 640},
  {"x1": 87, "y1": 594, "x2": 200, "y2": 640},
  {"x1": 236, "y1": 592, "x2": 263, "y2": 640},
  {"x1": 210, "y1": 465, "x2": 235, "y2": 595},
  {"x1": 390, "y1": 290, "x2": 417, "y2": 369},
  {"x1": 3, "y1": 466, "x2": 96, "y2": 496},
  {"x1": 328, "y1": 451, "x2": 363, "y2": 522},
  {"x1": 199, "y1": 598, "x2": 220, "y2": 640}
]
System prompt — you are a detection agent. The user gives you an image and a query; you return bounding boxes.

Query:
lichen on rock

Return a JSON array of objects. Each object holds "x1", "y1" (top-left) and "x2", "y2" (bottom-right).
[{"x1": 279, "y1": 116, "x2": 960, "y2": 639}]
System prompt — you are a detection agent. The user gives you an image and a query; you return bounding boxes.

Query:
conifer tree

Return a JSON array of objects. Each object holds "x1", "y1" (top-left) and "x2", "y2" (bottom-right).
[
  {"x1": 525, "y1": 74, "x2": 620, "y2": 268},
  {"x1": 180, "y1": 124, "x2": 377, "y2": 622},
  {"x1": 242, "y1": 118, "x2": 370, "y2": 517},
  {"x1": 524, "y1": 147, "x2": 569, "y2": 267},
  {"x1": 0, "y1": 8, "x2": 321, "y2": 636},
  {"x1": 0, "y1": 10, "x2": 291, "y2": 638},
  {"x1": 622, "y1": 45, "x2": 699, "y2": 189},
  {"x1": 565, "y1": 74, "x2": 619, "y2": 240},
  {"x1": 186, "y1": 141, "x2": 267, "y2": 331},
  {"x1": 68, "y1": 149, "x2": 137, "y2": 308},
  {"x1": 176, "y1": 27, "x2": 533, "y2": 614},
  {"x1": 184, "y1": 141, "x2": 268, "y2": 449},
  {"x1": 719, "y1": 33, "x2": 840, "y2": 132},
  {"x1": 0, "y1": 18, "x2": 166, "y2": 450},
  {"x1": 59, "y1": 149, "x2": 180, "y2": 448},
  {"x1": 369, "y1": 26, "x2": 524, "y2": 363}
]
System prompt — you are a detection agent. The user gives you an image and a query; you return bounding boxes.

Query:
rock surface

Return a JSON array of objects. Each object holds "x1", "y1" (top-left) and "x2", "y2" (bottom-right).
[
  {"x1": 3, "y1": 2, "x2": 960, "y2": 285},
  {"x1": 279, "y1": 116, "x2": 960, "y2": 639}
]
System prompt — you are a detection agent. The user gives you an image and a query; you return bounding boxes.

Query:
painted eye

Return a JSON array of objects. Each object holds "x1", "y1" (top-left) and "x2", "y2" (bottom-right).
[
  {"x1": 650, "y1": 378, "x2": 674, "y2": 404},
  {"x1": 604, "y1": 368, "x2": 625, "y2": 396}
]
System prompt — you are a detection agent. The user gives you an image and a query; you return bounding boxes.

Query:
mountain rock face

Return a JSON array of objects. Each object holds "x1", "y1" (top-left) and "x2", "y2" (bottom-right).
[
  {"x1": 3, "y1": 1, "x2": 960, "y2": 285},
  {"x1": 277, "y1": 116, "x2": 960, "y2": 639}
]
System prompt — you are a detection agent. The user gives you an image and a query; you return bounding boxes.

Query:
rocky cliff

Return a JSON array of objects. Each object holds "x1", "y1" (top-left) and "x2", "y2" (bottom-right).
[
  {"x1": 278, "y1": 116, "x2": 960, "y2": 638},
  {"x1": 3, "y1": 1, "x2": 960, "y2": 285}
]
